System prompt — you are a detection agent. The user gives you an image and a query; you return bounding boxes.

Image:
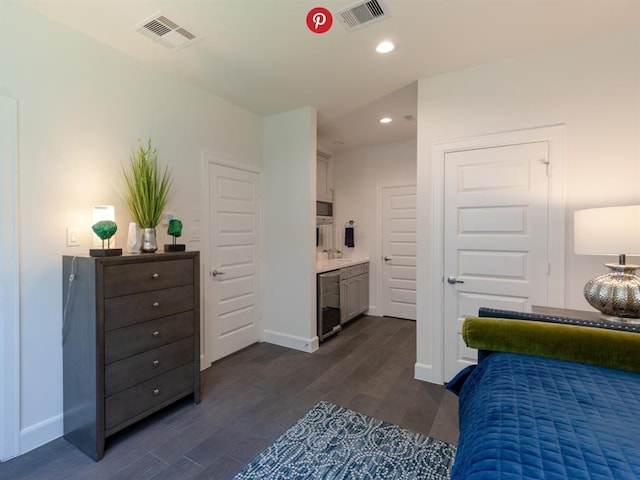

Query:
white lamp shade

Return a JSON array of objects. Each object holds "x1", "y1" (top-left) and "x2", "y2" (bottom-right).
[
  {"x1": 574, "y1": 206, "x2": 640, "y2": 256},
  {"x1": 93, "y1": 205, "x2": 115, "y2": 223}
]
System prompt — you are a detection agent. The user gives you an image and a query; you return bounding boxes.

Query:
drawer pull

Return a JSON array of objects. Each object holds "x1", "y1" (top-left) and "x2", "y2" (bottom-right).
[
  {"x1": 152, "y1": 331, "x2": 160, "y2": 337},
  {"x1": 152, "y1": 273, "x2": 159, "y2": 279},
  {"x1": 152, "y1": 302, "x2": 160, "y2": 308},
  {"x1": 153, "y1": 360, "x2": 160, "y2": 367},
  {"x1": 153, "y1": 388, "x2": 160, "y2": 396}
]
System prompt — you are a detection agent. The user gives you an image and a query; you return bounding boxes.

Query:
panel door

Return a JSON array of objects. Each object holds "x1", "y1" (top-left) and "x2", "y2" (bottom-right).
[
  {"x1": 316, "y1": 156, "x2": 330, "y2": 202},
  {"x1": 206, "y1": 163, "x2": 260, "y2": 363},
  {"x1": 358, "y1": 274, "x2": 369, "y2": 314},
  {"x1": 344, "y1": 278, "x2": 360, "y2": 322},
  {"x1": 340, "y1": 281, "x2": 348, "y2": 323},
  {"x1": 443, "y1": 142, "x2": 550, "y2": 380},
  {"x1": 381, "y1": 185, "x2": 417, "y2": 320}
]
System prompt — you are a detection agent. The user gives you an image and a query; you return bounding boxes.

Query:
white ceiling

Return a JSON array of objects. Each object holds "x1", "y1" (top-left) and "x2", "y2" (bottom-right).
[{"x1": 18, "y1": 0, "x2": 640, "y2": 151}]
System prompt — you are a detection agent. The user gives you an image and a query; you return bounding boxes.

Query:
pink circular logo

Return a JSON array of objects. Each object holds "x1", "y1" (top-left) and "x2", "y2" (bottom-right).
[{"x1": 306, "y1": 7, "x2": 333, "y2": 34}]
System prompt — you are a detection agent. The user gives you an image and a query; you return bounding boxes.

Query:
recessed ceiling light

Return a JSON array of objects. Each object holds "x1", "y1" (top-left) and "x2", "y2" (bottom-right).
[
  {"x1": 376, "y1": 41, "x2": 395, "y2": 54},
  {"x1": 379, "y1": 117, "x2": 392, "y2": 124}
]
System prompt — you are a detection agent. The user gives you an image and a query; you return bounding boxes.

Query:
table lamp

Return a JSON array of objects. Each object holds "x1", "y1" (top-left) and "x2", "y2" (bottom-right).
[
  {"x1": 92, "y1": 205, "x2": 115, "y2": 247},
  {"x1": 574, "y1": 205, "x2": 640, "y2": 323}
]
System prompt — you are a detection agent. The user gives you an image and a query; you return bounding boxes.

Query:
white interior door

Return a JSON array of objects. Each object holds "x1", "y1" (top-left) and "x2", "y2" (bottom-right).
[
  {"x1": 206, "y1": 162, "x2": 260, "y2": 363},
  {"x1": 381, "y1": 185, "x2": 417, "y2": 320},
  {"x1": 443, "y1": 142, "x2": 549, "y2": 380}
]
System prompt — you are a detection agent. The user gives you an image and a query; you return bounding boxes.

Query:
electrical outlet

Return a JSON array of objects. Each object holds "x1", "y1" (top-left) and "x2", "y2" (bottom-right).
[{"x1": 66, "y1": 227, "x2": 80, "y2": 247}]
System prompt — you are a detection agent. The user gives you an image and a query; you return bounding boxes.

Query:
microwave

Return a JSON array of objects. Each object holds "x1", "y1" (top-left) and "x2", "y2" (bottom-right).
[{"x1": 316, "y1": 201, "x2": 333, "y2": 218}]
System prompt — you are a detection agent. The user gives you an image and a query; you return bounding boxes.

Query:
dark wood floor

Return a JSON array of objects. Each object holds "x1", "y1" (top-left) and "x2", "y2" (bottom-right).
[{"x1": 1, "y1": 315, "x2": 459, "y2": 480}]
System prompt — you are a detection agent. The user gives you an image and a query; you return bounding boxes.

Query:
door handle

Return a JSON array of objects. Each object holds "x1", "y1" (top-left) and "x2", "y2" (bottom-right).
[
  {"x1": 384, "y1": 256, "x2": 392, "y2": 261},
  {"x1": 447, "y1": 276, "x2": 464, "y2": 284},
  {"x1": 211, "y1": 269, "x2": 226, "y2": 278}
]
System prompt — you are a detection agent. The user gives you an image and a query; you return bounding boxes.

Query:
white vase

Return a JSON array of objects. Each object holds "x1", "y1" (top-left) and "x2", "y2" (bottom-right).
[{"x1": 126, "y1": 222, "x2": 141, "y2": 253}]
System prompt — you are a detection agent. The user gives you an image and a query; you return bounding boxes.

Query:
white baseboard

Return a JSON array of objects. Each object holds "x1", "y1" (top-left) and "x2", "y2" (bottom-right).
[
  {"x1": 414, "y1": 362, "x2": 442, "y2": 385},
  {"x1": 200, "y1": 353, "x2": 208, "y2": 371},
  {"x1": 263, "y1": 330, "x2": 319, "y2": 353},
  {"x1": 20, "y1": 413, "x2": 63, "y2": 456}
]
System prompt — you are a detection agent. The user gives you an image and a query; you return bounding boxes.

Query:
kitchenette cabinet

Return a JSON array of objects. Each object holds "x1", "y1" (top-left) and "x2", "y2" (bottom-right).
[
  {"x1": 316, "y1": 150, "x2": 334, "y2": 202},
  {"x1": 317, "y1": 259, "x2": 369, "y2": 341},
  {"x1": 340, "y1": 262, "x2": 369, "y2": 324}
]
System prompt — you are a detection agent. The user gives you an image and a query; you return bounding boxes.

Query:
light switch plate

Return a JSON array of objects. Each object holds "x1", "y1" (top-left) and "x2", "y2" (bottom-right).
[{"x1": 66, "y1": 227, "x2": 80, "y2": 247}]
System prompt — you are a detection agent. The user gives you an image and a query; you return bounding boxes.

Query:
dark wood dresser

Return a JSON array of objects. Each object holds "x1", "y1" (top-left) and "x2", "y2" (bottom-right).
[{"x1": 62, "y1": 251, "x2": 200, "y2": 460}]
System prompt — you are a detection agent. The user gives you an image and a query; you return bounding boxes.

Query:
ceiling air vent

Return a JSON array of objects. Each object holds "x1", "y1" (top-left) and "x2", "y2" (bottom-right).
[
  {"x1": 134, "y1": 13, "x2": 198, "y2": 51},
  {"x1": 337, "y1": 0, "x2": 388, "y2": 31}
]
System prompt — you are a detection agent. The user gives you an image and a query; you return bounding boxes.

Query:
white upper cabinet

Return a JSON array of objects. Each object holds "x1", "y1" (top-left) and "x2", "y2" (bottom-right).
[{"x1": 317, "y1": 151, "x2": 333, "y2": 202}]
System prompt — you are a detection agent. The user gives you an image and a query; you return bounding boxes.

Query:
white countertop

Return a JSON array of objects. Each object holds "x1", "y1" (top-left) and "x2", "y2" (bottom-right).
[{"x1": 316, "y1": 257, "x2": 369, "y2": 273}]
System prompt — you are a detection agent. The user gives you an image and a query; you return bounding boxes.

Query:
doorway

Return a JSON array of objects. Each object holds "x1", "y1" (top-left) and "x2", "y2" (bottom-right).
[
  {"x1": 442, "y1": 141, "x2": 550, "y2": 380},
  {"x1": 204, "y1": 155, "x2": 261, "y2": 364},
  {"x1": 380, "y1": 185, "x2": 417, "y2": 320},
  {"x1": 424, "y1": 126, "x2": 565, "y2": 384}
]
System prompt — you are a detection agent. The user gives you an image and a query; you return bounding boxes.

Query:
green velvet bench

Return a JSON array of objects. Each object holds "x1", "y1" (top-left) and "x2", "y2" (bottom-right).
[{"x1": 463, "y1": 315, "x2": 640, "y2": 373}]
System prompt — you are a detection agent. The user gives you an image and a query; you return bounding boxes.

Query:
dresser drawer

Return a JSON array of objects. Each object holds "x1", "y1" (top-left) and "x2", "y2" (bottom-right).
[
  {"x1": 105, "y1": 337, "x2": 193, "y2": 396},
  {"x1": 105, "y1": 311, "x2": 194, "y2": 364},
  {"x1": 104, "y1": 285, "x2": 194, "y2": 330},
  {"x1": 103, "y1": 259, "x2": 193, "y2": 298},
  {"x1": 105, "y1": 363, "x2": 194, "y2": 432}
]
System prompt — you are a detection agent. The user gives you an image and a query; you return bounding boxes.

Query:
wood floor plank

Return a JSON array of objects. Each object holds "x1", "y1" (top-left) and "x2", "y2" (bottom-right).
[
  {"x1": 1, "y1": 315, "x2": 459, "y2": 480},
  {"x1": 192, "y1": 456, "x2": 244, "y2": 480},
  {"x1": 107, "y1": 453, "x2": 168, "y2": 480},
  {"x1": 148, "y1": 457, "x2": 204, "y2": 480}
]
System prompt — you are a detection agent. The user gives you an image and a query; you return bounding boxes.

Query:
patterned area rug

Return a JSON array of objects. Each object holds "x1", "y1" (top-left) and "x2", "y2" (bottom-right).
[{"x1": 234, "y1": 401, "x2": 456, "y2": 480}]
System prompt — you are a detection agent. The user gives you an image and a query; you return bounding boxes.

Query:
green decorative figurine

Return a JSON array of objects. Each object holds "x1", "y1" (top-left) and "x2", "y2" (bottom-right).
[
  {"x1": 165, "y1": 218, "x2": 186, "y2": 252},
  {"x1": 90, "y1": 220, "x2": 123, "y2": 257},
  {"x1": 167, "y1": 219, "x2": 182, "y2": 238}
]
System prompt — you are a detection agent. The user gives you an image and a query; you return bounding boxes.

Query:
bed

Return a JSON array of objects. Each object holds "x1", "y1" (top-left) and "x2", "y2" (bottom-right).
[{"x1": 449, "y1": 310, "x2": 640, "y2": 480}]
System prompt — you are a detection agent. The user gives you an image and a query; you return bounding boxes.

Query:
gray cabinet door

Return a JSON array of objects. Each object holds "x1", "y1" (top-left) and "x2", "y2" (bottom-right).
[{"x1": 358, "y1": 273, "x2": 369, "y2": 315}]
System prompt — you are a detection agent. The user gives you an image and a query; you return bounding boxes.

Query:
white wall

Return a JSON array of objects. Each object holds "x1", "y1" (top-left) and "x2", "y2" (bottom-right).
[
  {"x1": 333, "y1": 140, "x2": 417, "y2": 315},
  {"x1": 416, "y1": 28, "x2": 640, "y2": 382},
  {"x1": 1, "y1": 1, "x2": 262, "y2": 456},
  {"x1": 0, "y1": 95, "x2": 20, "y2": 461},
  {"x1": 262, "y1": 107, "x2": 318, "y2": 352}
]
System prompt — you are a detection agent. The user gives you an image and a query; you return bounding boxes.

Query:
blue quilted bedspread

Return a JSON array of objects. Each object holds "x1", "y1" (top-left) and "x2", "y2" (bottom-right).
[{"x1": 451, "y1": 353, "x2": 640, "y2": 480}]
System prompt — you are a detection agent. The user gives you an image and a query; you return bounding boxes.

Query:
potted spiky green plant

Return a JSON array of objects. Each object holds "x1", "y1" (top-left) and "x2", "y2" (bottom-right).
[{"x1": 121, "y1": 139, "x2": 173, "y2": 253}]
